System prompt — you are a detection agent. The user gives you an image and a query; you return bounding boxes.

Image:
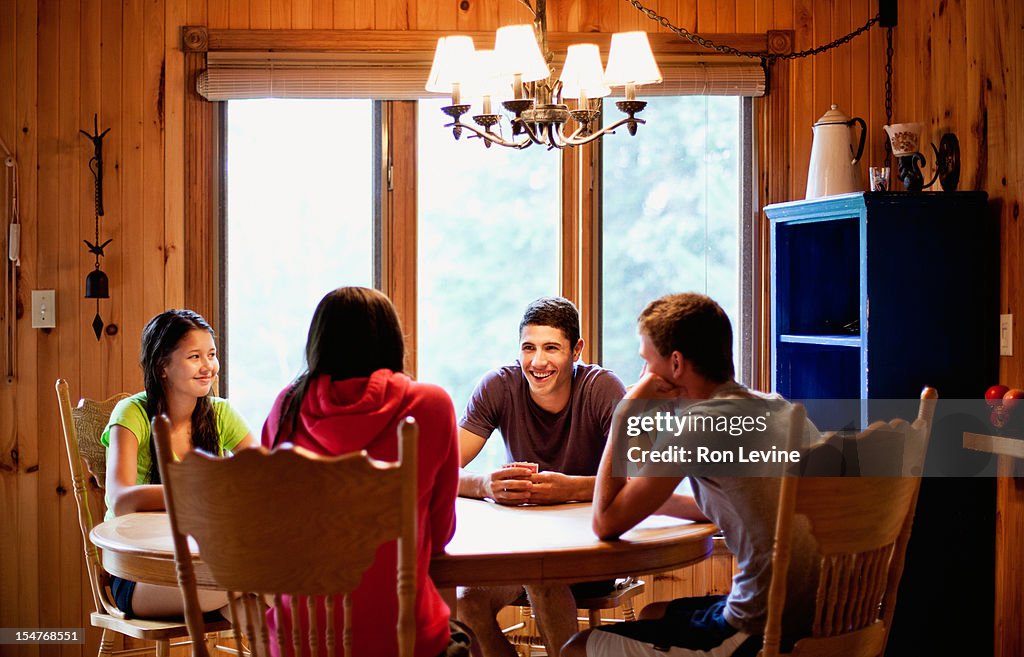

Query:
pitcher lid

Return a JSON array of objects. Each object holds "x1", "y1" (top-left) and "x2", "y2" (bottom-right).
[{"x1": 814, "y1": 104, "x2": 852, "y2": 126}]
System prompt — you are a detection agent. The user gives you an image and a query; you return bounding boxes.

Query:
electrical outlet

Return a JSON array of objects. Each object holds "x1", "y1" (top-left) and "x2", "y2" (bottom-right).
[
  {"x1": 1000, "y1": 314, "x2": 1013, "y2": 356},
  {"x1": 31, "y1": 290, "x2": 56, "y2": 329}
]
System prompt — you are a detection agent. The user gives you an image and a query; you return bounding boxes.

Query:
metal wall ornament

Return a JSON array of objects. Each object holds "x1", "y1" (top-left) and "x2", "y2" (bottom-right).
[
  {"x1": 80, "y1": 115, "x2": 111, "y2": 340},
  {"x1": 883, "y1": 123, "x2": 961, "y2": 192}
]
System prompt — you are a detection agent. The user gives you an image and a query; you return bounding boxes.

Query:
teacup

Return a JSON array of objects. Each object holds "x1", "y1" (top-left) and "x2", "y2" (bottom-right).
[{"x1": 883, "y1": 123, "x2": 924, "y2": 157}]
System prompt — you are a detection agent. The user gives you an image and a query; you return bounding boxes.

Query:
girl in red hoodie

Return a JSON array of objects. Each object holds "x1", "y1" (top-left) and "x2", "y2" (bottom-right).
[{"x1": 261, "y1": 287, "x2": 463, "y2": 657}]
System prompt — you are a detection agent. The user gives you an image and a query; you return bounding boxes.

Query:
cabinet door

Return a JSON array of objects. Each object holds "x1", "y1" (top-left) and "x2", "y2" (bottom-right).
[{"x1": 864, "y1": 195, "x2": 998, "y2": 398}]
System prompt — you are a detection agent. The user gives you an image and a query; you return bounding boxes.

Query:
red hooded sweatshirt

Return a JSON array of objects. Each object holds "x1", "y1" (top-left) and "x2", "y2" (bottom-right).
[{"x1": 261, "y1": 369, "x2": 459, "y2": 657}]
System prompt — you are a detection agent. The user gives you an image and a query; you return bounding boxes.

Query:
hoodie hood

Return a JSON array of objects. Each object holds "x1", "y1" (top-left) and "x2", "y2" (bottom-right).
[{"x1": 296, "y1": 369, "x2": 411, "y2": 454}]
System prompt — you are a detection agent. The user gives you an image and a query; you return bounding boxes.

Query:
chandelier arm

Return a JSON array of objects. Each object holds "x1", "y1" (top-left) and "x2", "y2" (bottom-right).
[
  {"x1": 446, "y1": 120, "x2": 534, "y2": 149},
  {"x1": 546, "y1": 123, "x2": 565, "y2": 150},
  {"x1": 566, "y1": 126, "x2": 598, "y2": 146},
  {"x1": 558, "y1": 116, "x2": 649, "y2": 147},
  {"x1": 554, "y1": 125, "x2": 575, "y2": 145},
  {"x1": 562, "y1": 128, "x2": 607, "y2": 147},
  {"x1": 511, "y1": 119, "x2": 549, "y2": 147},
  {"x1": 602, "y1": 115, "x2": 647, "y2": 133}
]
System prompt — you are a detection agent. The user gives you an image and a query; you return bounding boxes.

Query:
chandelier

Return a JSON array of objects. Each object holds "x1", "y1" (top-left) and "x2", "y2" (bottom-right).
[{"x1": 425, "y1": 0, "x2": 662, "y2": 149}]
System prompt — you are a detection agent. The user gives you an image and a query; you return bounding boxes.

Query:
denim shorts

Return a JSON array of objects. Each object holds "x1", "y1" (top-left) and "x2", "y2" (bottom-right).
[{"x1": 110, "y1": 576, "x2": 137, "y2": 616}]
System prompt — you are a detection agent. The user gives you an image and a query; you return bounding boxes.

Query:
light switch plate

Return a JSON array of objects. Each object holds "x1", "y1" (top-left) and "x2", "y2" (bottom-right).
[
  {"x1": 1000, "y1": 314, "x2": 1013, "y2": 356},
  {"x1": 31, "y1": 290, "x2": 56, "y2": 328}
]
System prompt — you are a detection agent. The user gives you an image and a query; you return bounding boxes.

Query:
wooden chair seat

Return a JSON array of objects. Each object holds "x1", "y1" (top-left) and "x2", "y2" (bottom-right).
[{"x1": 90, "y1": 611, "x2": 231, "y2": 640}]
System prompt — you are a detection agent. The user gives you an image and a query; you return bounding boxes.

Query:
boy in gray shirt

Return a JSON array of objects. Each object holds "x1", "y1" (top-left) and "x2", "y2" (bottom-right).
[{"x1": 563, "y1": 293, "x2": 817, "y2": 657}]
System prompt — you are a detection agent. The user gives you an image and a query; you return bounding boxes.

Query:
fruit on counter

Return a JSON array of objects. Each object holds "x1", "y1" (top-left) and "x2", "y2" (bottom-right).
[
  {"x1": 1003, "y1": 388, "x2": 1024, "y2": 411},
  {"x1": 986, "y1": 384, "x2": 1010, "y2": 405},
  {"x1": 987, "y1": 385, "x2": 1023, "y2": 429}
]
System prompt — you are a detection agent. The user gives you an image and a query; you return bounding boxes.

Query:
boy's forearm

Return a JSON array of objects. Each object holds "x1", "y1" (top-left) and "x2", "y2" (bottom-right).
[
  {"x1": 458, "y1": 469, "x2": 487, "y2": 499},
  {"x1": 656, "y1": 493, "x2": 710, "y2": 522},
  {"x1": 592, "y1": 426, "x2": 630, "y2": 538},
  {"x1": 569, "y1": 475, "x2": 596, "y2": 501}
]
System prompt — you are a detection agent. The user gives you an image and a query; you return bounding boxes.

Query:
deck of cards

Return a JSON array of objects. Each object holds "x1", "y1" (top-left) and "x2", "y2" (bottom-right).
[{"x1": 502, "y1": 461, "x2": 538, "y2": 474}]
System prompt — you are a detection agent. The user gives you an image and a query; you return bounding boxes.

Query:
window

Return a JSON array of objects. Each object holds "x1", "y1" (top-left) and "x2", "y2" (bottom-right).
[
  {"x1": 224, "y1": 99, "x2": 376, "y2": 430},
  {"x1": 601, "y1": 96, "x2": 742, "y2": 382},
  {"x1": 222, "y1": 96, "x2": 750, "y2": 438},
  {"x1": 416, "y1": 98, "x2": 560, "y2": 471}
]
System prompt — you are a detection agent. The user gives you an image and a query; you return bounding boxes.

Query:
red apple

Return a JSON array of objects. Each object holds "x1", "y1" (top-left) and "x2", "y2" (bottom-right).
[
  {"x1": 986, "y1": 384, "x2": 1010, "y2": 406},
  {"x1": 1002, "y1": 388, "x2": 1024, "y2": 412}
]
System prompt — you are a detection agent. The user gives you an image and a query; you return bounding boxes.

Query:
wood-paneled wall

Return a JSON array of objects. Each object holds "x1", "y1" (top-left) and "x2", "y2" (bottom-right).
[{"x1": 1, "y1": 1, "x2": 1021, "y2": 656}]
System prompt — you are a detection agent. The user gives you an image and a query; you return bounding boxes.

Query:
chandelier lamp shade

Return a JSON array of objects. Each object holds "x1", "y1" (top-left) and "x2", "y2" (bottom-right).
[{"x1": 425, "y1": 1, "x2": 662, "y2": 149}]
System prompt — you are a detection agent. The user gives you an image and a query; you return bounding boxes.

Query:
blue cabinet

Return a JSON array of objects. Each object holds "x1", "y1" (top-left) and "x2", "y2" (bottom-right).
[
  {"x1": 766, "y1": 191, "x2": 997, "y2": 403},
  {"x1": 766, "y1": 192, "x2": 998, "y2": 657}
]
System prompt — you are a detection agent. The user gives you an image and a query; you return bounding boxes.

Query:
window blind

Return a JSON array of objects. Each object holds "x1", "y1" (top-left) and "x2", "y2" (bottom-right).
[{"x1": 196, "y1": 52, "x2": 765, "y2": 100}]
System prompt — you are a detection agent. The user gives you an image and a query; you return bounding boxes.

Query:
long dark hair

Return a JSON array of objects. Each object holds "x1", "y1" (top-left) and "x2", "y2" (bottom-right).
[
  {"x1": 141, "y1": 309, "x2": 220, "y2": 483},
  {"x1": 275, "y1": 287, "x2": 405, "y2": 446}
]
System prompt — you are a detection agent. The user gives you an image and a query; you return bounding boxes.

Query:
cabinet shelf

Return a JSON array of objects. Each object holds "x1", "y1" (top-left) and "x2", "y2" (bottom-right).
[{"x1": 778, "y1": 333, "x2": 861, "y2": 347}]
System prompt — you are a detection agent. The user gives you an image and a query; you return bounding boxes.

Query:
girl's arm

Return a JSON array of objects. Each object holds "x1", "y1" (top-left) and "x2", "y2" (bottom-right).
[
  {"x1": 106, "y1": 425, "x2": 167, "y2": 516},
  {"x1": 231, "y1": 432, "x2": 258, "y2": 451}
]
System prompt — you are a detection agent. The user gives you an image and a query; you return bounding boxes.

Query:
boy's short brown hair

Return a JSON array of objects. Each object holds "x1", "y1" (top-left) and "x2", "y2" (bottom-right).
[{"x1": 638, "y1": 293, "x2": 734, "y2": 382}]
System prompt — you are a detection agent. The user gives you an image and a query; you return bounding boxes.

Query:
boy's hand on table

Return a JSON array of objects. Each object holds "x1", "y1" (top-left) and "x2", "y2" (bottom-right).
[{"x1": 484, "y1": 466, "x2": 534, "y2": 505}]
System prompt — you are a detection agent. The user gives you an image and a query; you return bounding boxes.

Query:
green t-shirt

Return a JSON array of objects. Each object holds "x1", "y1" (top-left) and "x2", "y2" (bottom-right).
[{"x1": 100, "y1": 391, "x2": 251, "y2": 519}]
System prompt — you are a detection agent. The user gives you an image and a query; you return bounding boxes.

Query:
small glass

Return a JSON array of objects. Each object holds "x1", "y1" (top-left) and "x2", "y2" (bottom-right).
[{"x1": 869, "y1": 166, "x2": 891, "y2": 192}]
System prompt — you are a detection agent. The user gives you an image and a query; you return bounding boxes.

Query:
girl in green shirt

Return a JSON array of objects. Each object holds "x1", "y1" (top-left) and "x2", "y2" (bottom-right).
[{"x1": 103, "y1": 309, "x2": 256, "y2": 618}]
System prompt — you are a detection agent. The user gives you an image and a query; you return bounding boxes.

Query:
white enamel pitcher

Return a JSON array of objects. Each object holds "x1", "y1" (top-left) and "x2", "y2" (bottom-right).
[{"x1": 805, "y1": 104, "x2": 867, "y2": 199}]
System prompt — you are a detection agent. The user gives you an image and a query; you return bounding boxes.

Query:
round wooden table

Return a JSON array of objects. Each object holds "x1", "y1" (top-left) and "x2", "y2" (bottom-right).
[
  {"x1": 91, "y1": 498, "x2": 716, "y2": 589},
  {"x1": 431, "y1": 499, "x2": 715, "y2": 587}
]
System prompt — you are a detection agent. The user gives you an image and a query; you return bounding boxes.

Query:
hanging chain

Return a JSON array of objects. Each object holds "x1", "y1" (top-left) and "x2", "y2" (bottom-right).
[
  {"x1": 94, "y1": 214, "x2": 101, "y2": 270},
  {"x1": 883, "y1": 27, "x2": 894, "y2": 170},
  {"x1": 624, "y1": 0, "x2": 879, "y2": 63}
]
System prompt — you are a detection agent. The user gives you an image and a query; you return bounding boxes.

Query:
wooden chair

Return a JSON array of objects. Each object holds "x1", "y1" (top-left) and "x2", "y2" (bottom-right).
[
  {"x1": 761, "y1": 387, "x2": 938, "y2": 657},
  {"x1": 56, "y1": 379, "x2": 231, "y2": 657},
  {"x1": 502, "y1": 578, "x2": 646, "y2": 656},
  {"x1": 153, "y1": 413, "x2": 419, "y2": 657}
]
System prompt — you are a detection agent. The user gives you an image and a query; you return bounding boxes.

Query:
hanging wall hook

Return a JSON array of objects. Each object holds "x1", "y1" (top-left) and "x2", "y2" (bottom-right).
[
  {"x1": 79, "y1": 114, "x2": 110, "y2": 217},
  {"x1": 80, "y1": 114, "x2": 112, "y2": 340}
]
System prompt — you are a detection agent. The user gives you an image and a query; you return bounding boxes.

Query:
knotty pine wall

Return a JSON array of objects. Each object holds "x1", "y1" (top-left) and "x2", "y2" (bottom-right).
[{"x1": 1, "y1": 1, "x2": 1021, "y2": 655}]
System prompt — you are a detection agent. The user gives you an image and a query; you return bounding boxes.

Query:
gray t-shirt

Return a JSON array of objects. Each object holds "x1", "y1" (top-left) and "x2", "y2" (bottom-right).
[
  {"x1": 685, "y1": 381, "x2": 820, "y2": 637},
  {"x1": 459, "y1": 362, "x2": 626, "y2": 476}
]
